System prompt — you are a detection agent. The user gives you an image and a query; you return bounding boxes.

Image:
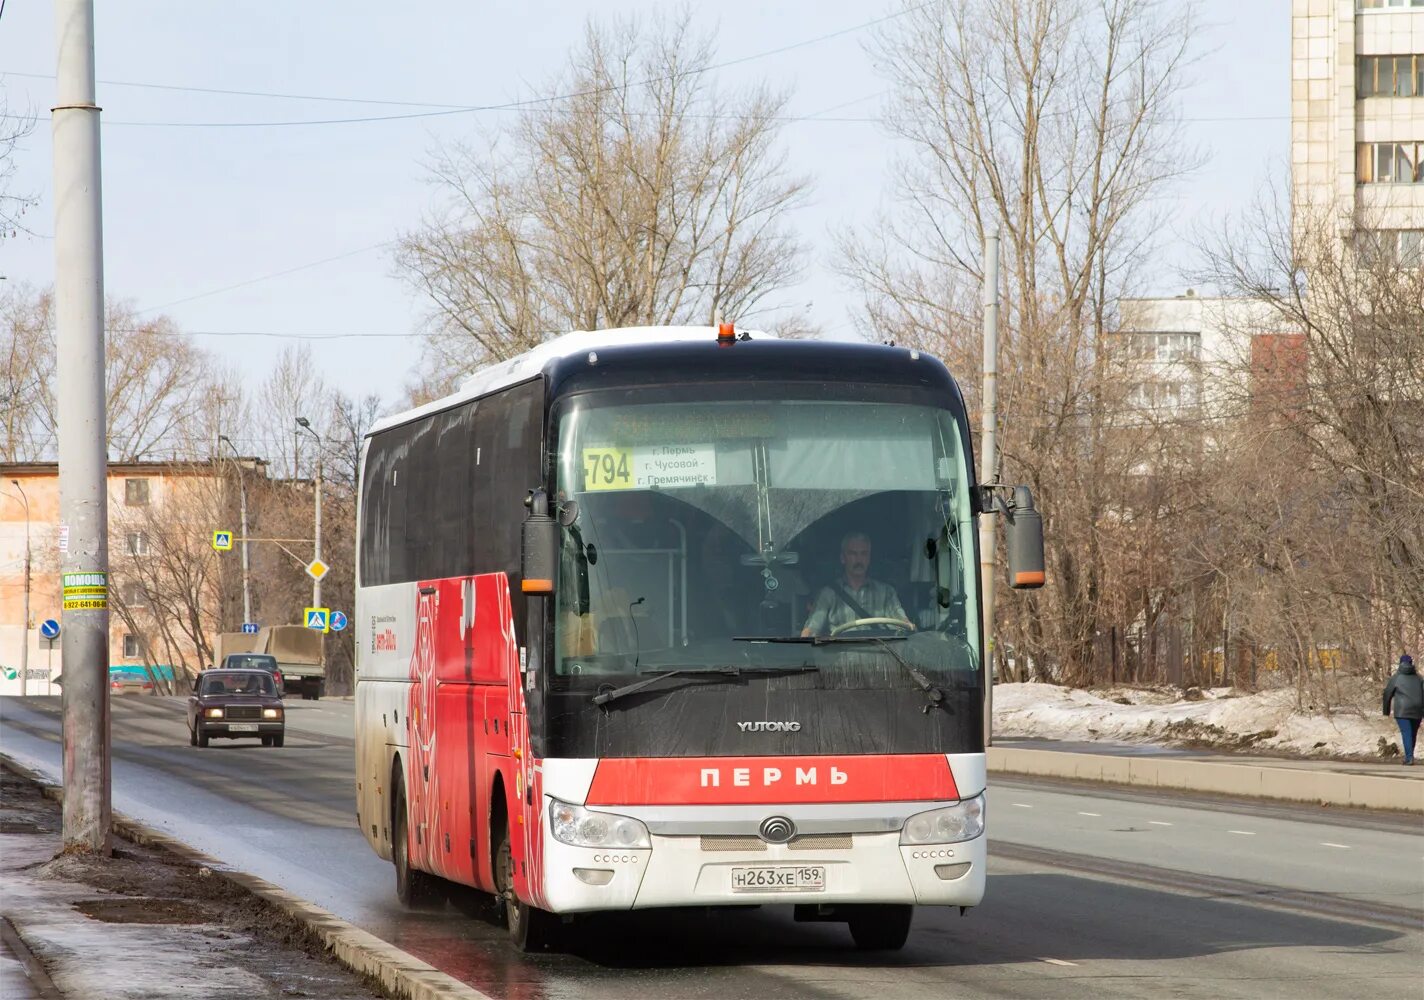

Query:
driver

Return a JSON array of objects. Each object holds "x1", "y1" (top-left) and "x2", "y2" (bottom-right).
[{"x1": 801, "y1": 532, "x2": 912, "y2": 637}]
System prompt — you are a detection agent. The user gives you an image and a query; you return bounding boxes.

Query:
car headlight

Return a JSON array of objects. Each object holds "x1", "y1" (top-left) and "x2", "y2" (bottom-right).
[
  {"x1": 205, "y1": 708, "x2": 224, "y2": 719},
  {"x1": 262, "y1": 708, "x2": 281, "y2": 719},
  {"x1": 900, "y1": 794, "x2": 985, "y2": 845},
  {"x1": 548, "y1": 799, "x2": 650, "y2": 849}
]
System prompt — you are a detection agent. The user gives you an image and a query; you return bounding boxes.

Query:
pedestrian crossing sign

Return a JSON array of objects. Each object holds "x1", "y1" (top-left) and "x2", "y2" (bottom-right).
[
  {"x1": 304, "y1": 607, "x2": 330, "y2": 633},
  {"x1": 212, "y1": 530, "x2": 233, "y2": 551}
]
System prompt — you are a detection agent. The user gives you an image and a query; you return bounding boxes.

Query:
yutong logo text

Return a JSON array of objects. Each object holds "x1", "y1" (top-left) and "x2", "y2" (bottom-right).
[{"x1": 737, "y1": 721, "x2": 802, "y2": 732}]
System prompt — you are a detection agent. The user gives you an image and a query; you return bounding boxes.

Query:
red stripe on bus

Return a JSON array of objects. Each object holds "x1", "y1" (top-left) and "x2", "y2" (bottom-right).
[{"x1": 584, "y1": 754, "x2": 958, "y2": 806}]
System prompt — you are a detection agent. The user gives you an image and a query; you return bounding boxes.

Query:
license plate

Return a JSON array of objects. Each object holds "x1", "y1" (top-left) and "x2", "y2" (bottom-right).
[
  {"x1": 228, "y1": 723, "x2": 259, "y2": 733},
  {"x1": 730, "y1": 865, "x2": 825, "y2": 893}
]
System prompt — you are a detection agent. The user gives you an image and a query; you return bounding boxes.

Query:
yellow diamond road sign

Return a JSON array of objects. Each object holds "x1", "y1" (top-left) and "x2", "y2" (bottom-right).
[{"x1": 306, "y1": 558, "x2": 330, "y2": 581}]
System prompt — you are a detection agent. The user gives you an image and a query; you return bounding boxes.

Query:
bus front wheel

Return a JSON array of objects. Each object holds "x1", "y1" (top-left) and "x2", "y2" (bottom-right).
[
  {"x1": 846, "y1": 904, "x2": 913, "y2": 951},
  {"x1": 495, "y1": 825, "x2": 557, "y2": 951}
]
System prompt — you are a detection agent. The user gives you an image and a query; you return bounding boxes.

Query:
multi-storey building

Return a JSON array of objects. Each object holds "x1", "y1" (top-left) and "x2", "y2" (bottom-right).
[
  {"x1": 0, "y1": 461, "x2": 258, "y2": 695},
  {"x1": 1293, "y1": 0, "x2": 1424, "y2": 258}
]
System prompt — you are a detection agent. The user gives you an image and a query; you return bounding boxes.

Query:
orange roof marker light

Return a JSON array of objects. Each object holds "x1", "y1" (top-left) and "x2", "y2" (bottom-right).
[{"x1": 717, "y1": 322, "x2": 736, "y2": 346}]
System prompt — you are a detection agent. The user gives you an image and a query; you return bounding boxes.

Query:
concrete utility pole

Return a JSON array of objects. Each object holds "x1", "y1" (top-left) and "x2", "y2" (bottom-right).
[
  {"x1": 219, "y1": 436, "x2": 252, "y2": 626},
  {"x1": 978, "y1": 230, "x2": 1000, "y2": 748},
  {"x1": 52, "y1": 0, "x2": 112, "y2": 853},
  {"x1": 11, "y1": 480, "x2": 31, "y2": 697}
]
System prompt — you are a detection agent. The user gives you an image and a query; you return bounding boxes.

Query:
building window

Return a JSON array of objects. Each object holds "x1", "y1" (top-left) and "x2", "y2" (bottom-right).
[
  {"x1": 122, "y1": 582, "x2": 146, "y2": 608},
  {"x1": 126, "y1": 531, "x2": 150, "y2": 556},
  {"x1": 1356, "y1": 229, "x2": 1424, "y2": 267},
  {"x1": 1358, "y1": 55, "x2": 1424, "y2": 97},
  {"x1": 1120, "y1": 331, "x2": 1199, "y2": 363},
  {"x1": 1358, "y1": 142, "x2": 1424, "y2": 183},
  {"x1": 125, "y1": 479, "x2": 151, "y2": 506},
  {"x1": 122, "y1": 634, "x2": 140, "y2": 659},
  {"x1": 1358, "y1": 0, "x2": 1424, "y2": 10}
]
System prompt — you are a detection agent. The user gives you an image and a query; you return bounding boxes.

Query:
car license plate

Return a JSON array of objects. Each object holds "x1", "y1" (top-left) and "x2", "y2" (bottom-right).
[
  {"x1": 730, "y1": 865, "x2": 825, "y2": 893},
  {"x1": 228, "y1": 723, "x2": 259, "y2": 733}
]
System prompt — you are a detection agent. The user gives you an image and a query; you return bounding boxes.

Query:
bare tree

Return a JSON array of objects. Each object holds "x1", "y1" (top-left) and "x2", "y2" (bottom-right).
[
  {"x1": 841, "y1": 0, "x2": 1199, "y2": 680},
  {"x1": 256, "y1": 344, "x2": 332, "y2": 479},
  {"x1": 1198, "y1": 193, "x2": 1424, "y2": 689},
  {"x1": 0, "y1": 286, "x2": 220, "y2": 461},
  {"x1": 398, "y1": 10, "x2": 810, "y2": 398},
  {"x1": 0, "y1": 97, "x2": 37, "y2": 239}
]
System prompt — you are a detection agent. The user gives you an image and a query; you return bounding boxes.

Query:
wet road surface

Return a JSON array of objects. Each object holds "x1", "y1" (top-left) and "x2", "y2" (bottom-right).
[{"x1": 2, "y1": 696, "x2": 1419, "y2": 999}]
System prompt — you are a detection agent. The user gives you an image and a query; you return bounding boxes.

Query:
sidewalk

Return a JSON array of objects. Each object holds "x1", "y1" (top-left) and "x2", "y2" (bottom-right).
[
  {"x1": 996, "y1": 736, "x2": 1424, "y2": 781},
  {"x1": 988, "y1": 737, "x2": 1424, "y2": 812},
  {"x1": 0, "y1": 766, "x2": 389, "y2": 1000}
]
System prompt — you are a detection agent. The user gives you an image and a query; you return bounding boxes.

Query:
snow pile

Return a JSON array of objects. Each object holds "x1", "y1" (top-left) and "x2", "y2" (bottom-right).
[{"x1": 993, "y1": 682, "x2": 1400, "y2": 759}]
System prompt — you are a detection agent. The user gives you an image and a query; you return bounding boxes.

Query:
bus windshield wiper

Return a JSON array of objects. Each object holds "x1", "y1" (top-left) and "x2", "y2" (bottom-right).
[
  {"x1": 591, "y1": 665, "x2": 817, "y2": 709},
  {"x1": 734, "y1": 635, "x2": 943, "y2": 711}
]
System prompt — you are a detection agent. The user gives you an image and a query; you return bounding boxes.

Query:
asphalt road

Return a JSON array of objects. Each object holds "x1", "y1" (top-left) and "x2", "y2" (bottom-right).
[{"x1": 2, "y1": 695, "x2": 1419, "y2": 1000}]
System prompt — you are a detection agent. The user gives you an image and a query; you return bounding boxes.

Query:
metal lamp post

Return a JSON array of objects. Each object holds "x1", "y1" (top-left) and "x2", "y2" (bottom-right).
[
  {"x1": 218, "y1": 436, "x2": 252, "y2": 627},
  {"x1": 11, "y1": 479, "x2": 31, "y2": 697},
  {"x1": 294, "y1": 418, "x2": 323, "y2": 609}
]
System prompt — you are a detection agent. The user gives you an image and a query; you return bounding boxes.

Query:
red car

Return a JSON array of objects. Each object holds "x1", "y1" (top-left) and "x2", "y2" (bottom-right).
[{"x1": 187, "y1": 669, "x2": 285, "y2": 748}]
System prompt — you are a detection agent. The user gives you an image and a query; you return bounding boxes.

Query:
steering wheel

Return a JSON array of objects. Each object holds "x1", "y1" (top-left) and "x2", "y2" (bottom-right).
[{"x1": 830, "y1": 617, "x2": 915, "y2": 637}]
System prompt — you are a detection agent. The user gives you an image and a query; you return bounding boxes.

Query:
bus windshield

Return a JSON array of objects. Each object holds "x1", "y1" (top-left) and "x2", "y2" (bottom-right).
[{"x1": 552, "y1": 392, "x2": 980, "y2": 700}]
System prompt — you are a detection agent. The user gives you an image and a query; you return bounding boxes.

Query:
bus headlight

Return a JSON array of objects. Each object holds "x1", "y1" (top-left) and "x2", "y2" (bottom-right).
[
  {"x1": 548, "y1": 799, "x2": 650, "y2": 849},
  {"x1": 900, "y1": 794, "x2": 985, "y2": 845}
]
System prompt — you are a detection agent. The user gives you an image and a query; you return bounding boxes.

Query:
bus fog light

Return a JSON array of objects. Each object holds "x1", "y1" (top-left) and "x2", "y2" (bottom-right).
[
  {"x1": 549, "y1": 799, "x2": 651, "y2": 849},
  {"x1": 573, "y1": 868, "x2": 615, "y2": 886},
  {"x1": 934, "y1": 862, "x2": 972, "y2": 880},
  {"x1": 900, "y1": 795, "x2": 984, "y2": 845}
]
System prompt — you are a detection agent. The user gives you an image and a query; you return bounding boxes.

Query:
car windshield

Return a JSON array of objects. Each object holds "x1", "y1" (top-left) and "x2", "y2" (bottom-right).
[
  {"x1": 201, "y1": 672, "x2": 275, "y2": 696},
  {"x1": 224, "y1": 655, "x2": 277, "y2": 670},
  {"x1": 552, "y1": 392, "x2": 980, "y2": 685}
]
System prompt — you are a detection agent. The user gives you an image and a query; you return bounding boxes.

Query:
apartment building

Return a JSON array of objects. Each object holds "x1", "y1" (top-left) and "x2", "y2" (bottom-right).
[{"x1": 1293, "y1": 0, "x2": 1424, "y2": 257}]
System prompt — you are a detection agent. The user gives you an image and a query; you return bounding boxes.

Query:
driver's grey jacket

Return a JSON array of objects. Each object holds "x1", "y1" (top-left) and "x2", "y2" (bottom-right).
[{"x1": 802, "y1": 579, "x2": 909, "y2": 636}]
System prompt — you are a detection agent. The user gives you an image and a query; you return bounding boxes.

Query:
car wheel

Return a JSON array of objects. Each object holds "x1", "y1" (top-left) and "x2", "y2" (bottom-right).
[
  {"x1": 261, "y1": 736, "x2": 273, "y2": 747},
  {"x1": 272, "y1": 733, "x2": 285, "y2": 748},
  {"x1": 496, "y1": 823, "x2": 558, "y2": 951},
  {"x1": 392, "y1": 771, "x2": 440, "y2": 908},
  {"x1": 846, "y1": 904, "x2": 913, "y2": 951},
  {"x1": 196, "y1": 725, "x2": 209, "y2": 748}
]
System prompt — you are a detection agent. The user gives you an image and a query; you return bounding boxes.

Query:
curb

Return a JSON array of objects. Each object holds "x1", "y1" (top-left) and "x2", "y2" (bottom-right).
[
  {"x1": 987, "y1": 746, "x2": 1424, "y2": 813},
  {"x1": 0, "y1": 756, "x2": 492, "y2": 1000}
]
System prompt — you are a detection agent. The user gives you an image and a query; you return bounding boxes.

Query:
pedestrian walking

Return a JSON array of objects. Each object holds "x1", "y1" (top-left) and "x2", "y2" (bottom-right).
[{"x1": 1382, "y1": 654, "x2": 1423, "y2": 765}]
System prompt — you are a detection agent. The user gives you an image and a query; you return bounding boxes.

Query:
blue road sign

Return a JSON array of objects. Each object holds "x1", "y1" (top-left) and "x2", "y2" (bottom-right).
[
  {"x1": 329, "y1": 611, "x2": 348, "y2": 633},
  {"x1": 304, "y1": 607, "x2": 330, "y2": 633},
  {"x1": 39, "y1": 619, "x2": 60, "y2": 640},
  {"x1": 241, "y1": 622, "x2": 259, "y2": 635}
]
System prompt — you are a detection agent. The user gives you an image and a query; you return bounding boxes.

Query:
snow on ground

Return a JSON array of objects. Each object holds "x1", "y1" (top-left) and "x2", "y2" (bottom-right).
[{"x1": 993, "y1": 682, "x2": 1401, "y2": 760}]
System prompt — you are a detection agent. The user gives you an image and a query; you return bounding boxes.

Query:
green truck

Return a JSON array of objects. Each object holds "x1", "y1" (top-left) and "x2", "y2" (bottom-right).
[{"x1": 212, "y1": 625, "x2": 326, "y2": 700}]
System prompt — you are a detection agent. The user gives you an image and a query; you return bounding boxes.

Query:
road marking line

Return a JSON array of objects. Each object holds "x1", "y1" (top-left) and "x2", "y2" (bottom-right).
[
  {"x1": 1149, "y1": 821, "x2": 1173, "y2": 826},
  {"x1": 1012, "y1": 803, "x2": 1033, "y2": 808},
  {"x1": 1039, "y1": 958, "x2": 1079, "y2": 967},
  {"x1": 1319, "y1": 842, "x2": 1351, "y2": 849},
  {"x1": 1077, "y1": 811, "x2": 1101, "y2": 817},
  {"x1": 1228, "y1": 830, "x2": 1256, "y2": 836}
]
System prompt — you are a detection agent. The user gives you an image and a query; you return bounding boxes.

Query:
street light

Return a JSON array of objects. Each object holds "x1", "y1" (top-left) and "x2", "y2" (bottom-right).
[
  {"x1": 217, "y1": 436, "x2": 252, "y2": 627},
  {"x1": 294, "y1": 418, "x2": 323, "y2": 610},
  {"x1": 10, "y1": 480, "x2": 31, "y2": 698}
]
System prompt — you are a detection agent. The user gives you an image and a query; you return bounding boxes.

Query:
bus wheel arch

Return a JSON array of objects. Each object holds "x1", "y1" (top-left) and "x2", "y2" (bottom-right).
[{"x1": 490, "y1": 770, "x2": 556, "y2": 951}]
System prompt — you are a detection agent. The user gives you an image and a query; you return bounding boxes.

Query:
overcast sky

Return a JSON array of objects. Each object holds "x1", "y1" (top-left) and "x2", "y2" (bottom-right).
[{"x1": 0, "y1": 1, "x2": 1286, "y2": 409}]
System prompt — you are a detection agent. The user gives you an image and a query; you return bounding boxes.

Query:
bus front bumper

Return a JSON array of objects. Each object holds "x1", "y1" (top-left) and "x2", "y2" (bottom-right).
[{"x1": 538, "y1": 829, "x2": 985, "y2": 913}]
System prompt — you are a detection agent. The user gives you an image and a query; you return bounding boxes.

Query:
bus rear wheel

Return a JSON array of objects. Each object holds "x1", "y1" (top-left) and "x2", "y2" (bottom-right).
[
  {"x1": 495, "y1": 825, "x2": 557, "y2": 952},
  {"x1": 846, "y1": 904, "x2": 913, "y2": 951},
  {"x1": 392, "y1": 772, "x2": 441, "y2": 908}
]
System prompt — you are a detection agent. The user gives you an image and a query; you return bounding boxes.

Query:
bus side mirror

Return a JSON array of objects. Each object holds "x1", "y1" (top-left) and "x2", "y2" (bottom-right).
[
  {"x1": 1005, "y1": 486, "x2": 1045, "y2": 590},
  {"x1": 521, "y1": 488, "x2": 557, "y2": 597}
]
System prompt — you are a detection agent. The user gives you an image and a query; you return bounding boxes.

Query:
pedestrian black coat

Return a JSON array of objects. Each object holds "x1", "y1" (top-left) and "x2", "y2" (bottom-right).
[{"x1": 1383, "y1": 662, "x2": 1423, "y2": 720}]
